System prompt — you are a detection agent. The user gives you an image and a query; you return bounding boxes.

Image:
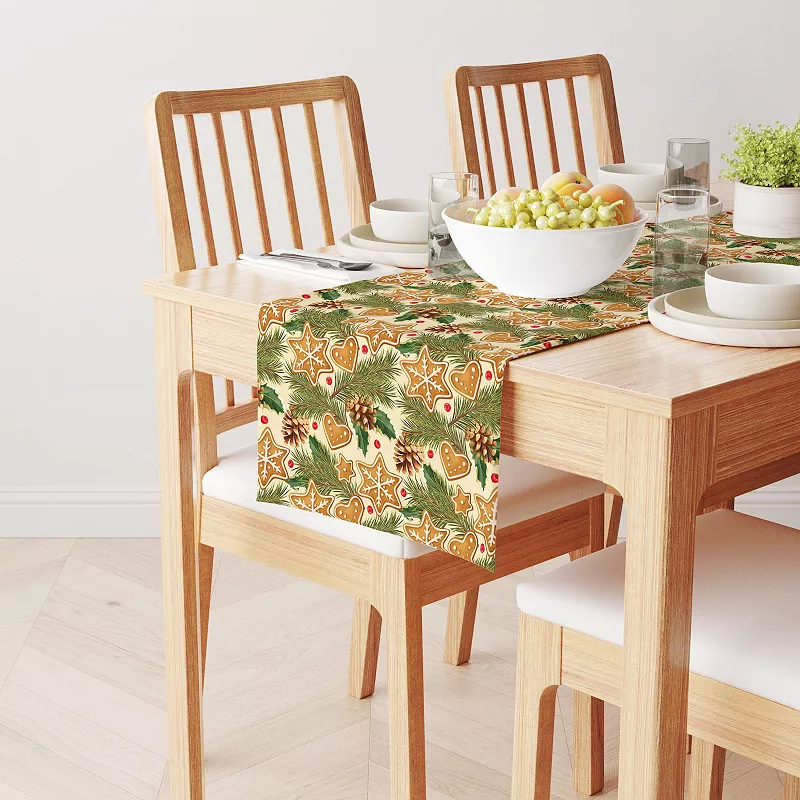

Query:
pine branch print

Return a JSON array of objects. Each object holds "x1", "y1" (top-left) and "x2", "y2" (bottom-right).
[
  {"x1": 287, "y1": 373, "x2": 346, "y2": 421},
  {"x1": 290, "y1": 436, "x2": 357, "y2": 500},
  {"x1": 582, "y1": 288, "x2": 648, "y2": 309},
  {"x1": 256, "y1": 483, "x2": 290, "y2": 505},
  {"x1": 450, "y1": 385, "x2": 502, "y2": 437},
  {"x1": 363, "y1": 512, "x2": 404, "y2": 535},
  {"x1": 284, "y1": 308, "x2": 354, "y2": 341},
  {"x1": 257, "y1": 328, "x2": 287, "y2": 384},
  {"x1": 397, "y1": 332, "x2": 479, "y2": 366},
  {"x1": 400, "y1": 396, "x2": 469, "y2": 455},
  {"x1": 424, "y1": 280, "x2": 477, "y2": 298},
  {"x1": 332, "y1": 350, "x2": 401, "y2": 407},
  {"x1": 342, "y1": 293, "x2": 407, "y2": 312},
  {"x1": 404, "y1": 465, "x2": 474, "y2": 534},
  {"x1": 529, "y1": 302, "x2": 598, "y2": 320},
  {"x1": 476, "y1": 315, "x2": 531, "y2": 340}
]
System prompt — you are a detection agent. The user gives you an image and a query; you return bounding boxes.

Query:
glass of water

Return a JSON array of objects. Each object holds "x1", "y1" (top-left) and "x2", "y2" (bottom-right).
[
  {"x1": 666, "y1": 138, "x2": 711, "y2": 190},
  {"x1": 652, "y1": 187, "x2": 711, "y2": 297},
  {"x1": 428, "y1": 172, "x2": 478, "y2": 269}
]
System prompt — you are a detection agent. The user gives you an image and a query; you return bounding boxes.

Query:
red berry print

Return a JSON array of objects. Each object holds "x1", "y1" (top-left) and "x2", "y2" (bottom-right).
[
  {"x1": 425, "y1": 269, "x2": 432, "y2": 273},
  {"x1": 312, "y1": 421, "x2": 318, "y2": 430},
  {"x1": 427, "y1": 449, "x2": 434, "y2": 459},
  {"x1": 480, "y1": 543, "x2": 485, "y2": 553},
  {"x1": 367, "y1": 505, "x2": 374, "y2": 514},
  {"x1": 543, "y1": 342, "x2": 552, "y2": 349},
  {"x1": 374, "y1": 440, "x2": 381, "y2": 449},
  {"x1": 326, "y1": 376, "x2": 332, "y2": 385},
  {"x1": 444, "y1": 403, "x2": 451, "y2": 412},
  {"x1": 361, "y1": 345, "x2": 368, "y2": 354},
  {"x1": 287, "y1": 459, "x2": 294, "y2": 468},
  {"x1": 260, "y1": 415, "x2": 268, "y2": 424},
  {"x1": 478, "y1": 299, "x2": 486, "y2": 303},
  {"x1": 289, "y1": 307, "x2": 299, "y2": 313},
  {"x1": 491, "y1": 473, "x2": 499, "y2": 484},
  {"x1": 400, "y1": 488, "x2": 407, "y2": 498},
  {"x1": 474, "y1": 330, "x2": 483, "y2": 334},
  {"x1": 301, "y1": 293, "x2": 311, "y2": 299},
  {"x1": 485, "y1": 370, "x2": 493, "y2": 380}
]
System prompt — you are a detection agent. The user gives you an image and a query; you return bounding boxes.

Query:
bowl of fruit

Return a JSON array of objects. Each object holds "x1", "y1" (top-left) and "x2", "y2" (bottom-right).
[{"x1": 443, "y1": 171, "x2": 647, "y2": 299}]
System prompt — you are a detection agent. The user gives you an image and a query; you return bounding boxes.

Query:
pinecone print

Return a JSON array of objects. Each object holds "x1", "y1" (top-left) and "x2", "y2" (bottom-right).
[
  {"x1": 394, "y1": 436, "x2": 424, "y2": 474},
  {"x1": 429, "y1": 322, "x2": 463, "y2": 335},
  {"x1": 466, "y1": 424, "x2": 497, "y2": 462},
  {"x1": 347, "y1": 395, "x2": 377, "y2": 430},
  {"x1": 281, "y1": 409, "x2": 309, "y2": 445},
  {"x1": 310, "y1": 299, "x2": 344, "y2": 310},
  {"x1": 415, "y1": 306, "x2": 445, "y2": 319}
]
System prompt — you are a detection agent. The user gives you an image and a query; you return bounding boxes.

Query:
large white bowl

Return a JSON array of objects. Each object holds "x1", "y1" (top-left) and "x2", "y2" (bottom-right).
[
  {"x1": 705, "y1": 262, "x2": 800, "y2": 321},
  {"x1": 443, "y1": 200, "x2": 647, "y2": 299},
  {"x1": 369, "y1": 198, "x2": 428, "y2": 244}
]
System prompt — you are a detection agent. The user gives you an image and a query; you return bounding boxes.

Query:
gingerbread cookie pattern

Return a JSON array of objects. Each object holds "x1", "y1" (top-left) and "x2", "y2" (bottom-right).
[{"x1": 259, "y1": 220, "x2": 788, "y2": 568}]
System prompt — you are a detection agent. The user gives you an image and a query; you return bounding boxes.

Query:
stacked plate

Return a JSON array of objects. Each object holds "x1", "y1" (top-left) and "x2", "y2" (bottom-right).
[
  {"x1": 648, "y1": 262, "x2": 800, "y2": 347},
  {"x1": 337, "y1": 199, "x2": 429, "y2": 269}
]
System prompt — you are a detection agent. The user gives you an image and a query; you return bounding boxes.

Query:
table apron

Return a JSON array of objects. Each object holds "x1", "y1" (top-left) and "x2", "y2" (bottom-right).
[{"x1": 193, "y1": 307, "x2": 258, "y2": 385}]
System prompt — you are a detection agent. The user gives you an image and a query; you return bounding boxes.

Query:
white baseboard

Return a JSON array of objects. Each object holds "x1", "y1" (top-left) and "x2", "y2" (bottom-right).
[
  {"x1": 1, "y1": 481, "x2": 798, "y2": 539},
  {"x1": 0, "y1": 487, "x2": 160, "y2": 538}
]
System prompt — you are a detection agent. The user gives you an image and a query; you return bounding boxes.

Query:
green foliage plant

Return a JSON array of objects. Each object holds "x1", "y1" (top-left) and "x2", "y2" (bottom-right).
[{"x1": 721, "y1": 119, "x2": 800, "y2": 188}]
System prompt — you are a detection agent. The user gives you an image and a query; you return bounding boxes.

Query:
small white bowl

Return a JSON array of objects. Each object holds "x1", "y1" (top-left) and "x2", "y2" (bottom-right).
[
  {"x1": 597, "y1": 159, "x2": 683, "y2": 203},
  {"x1": 369, "y1": 198, "x2": 428, "y2": 244},
  {"x1": 705, "y1": 262, "x2": 800, "y2": 321},
  {"x1": 443, "y1": 200, "x2": 647, "y2": 299}
]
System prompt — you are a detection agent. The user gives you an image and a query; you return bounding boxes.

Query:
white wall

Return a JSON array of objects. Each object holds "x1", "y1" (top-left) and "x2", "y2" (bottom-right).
[{"x1": 2, "y1": 0, "x2": 799, "y2": 536}]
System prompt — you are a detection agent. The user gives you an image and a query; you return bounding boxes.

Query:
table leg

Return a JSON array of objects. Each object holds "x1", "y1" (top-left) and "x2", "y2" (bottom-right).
[
  {"x1": 154, "y1": 300, "x2": 205, "y2": 800},
  {"x1": 607, "y1": 407, "x2": 714, "y2": 800}
]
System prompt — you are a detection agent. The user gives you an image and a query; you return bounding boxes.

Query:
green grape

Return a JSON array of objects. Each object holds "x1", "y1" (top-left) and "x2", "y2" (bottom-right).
[
  {"x1": 596, "y1": 204, "x2": 613, "y2": 222},
  {"x1": 547, "y1": 216, "x2": 560, "y2": 229},
  {"x1": 562, "y1": 198, "x2": 579, "y2": 211},
  {"x1": 579, "y1": 221, "x2": 591, "y2": 229},
  {"x1": 578, "y1": 193, "x2": 593, "y2": 208},
  {"x1": 607, "y1": 219, "x2": 618, "y2": 226},
  {"x1": 591, "y1": 195, "x2": 604, "y2": 209},
  {"x1": 490, "y1": 190, "x2": 511, "y2": 205},
  {"x1": 545, "y1": 202, "x2": 562, "y2": 217},
  {"x1": 556, "y1": 211, "x2": 568, "y2": 223},
  {"x1": 474, "y1": 210, "x2": 490, "y2": 225},
  {"x1": 528, "y1": 201, "x2": 546, "y2": 219},
  {"x1": 567, "y1": 211, "x2": 582, "y2": 228},
  {"x1": 516, "y1": 190, "x2": 529, "y2": 205},
  {"x1": 535, "y1": 215, "x2": 549, "y2": 230},
  {"x1": 540, "y1": 187, "x2": 557, "y2": 202},
  {"x1": 572, "y1": 189, "x2": 583, "y2": 200},
  {"x1": 527, "y1": 189, "x2": 541, "y2": 202},
  {"x1": 488, "y1": 213, "x2": 506, "y2": 227},
  {"x1": 513, "y1": 219, "x2": 529, "y2": 229},
  {"x1": 593, "y1": 220, "x2": 609, "y2": 228},
  {"x1": 581, "y1": 207, "x2": 597, "y2": 224},
  {"x1": 516, "y1": 211, "x2": 531, "y2": 224}
]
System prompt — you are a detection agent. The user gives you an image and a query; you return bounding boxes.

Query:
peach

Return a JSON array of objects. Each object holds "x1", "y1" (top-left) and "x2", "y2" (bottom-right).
[
  {"x1": 541, "y1": 171, "x2": 592, "y2": 197},
  {"x1": 588, "y1": 183, "x2": 636, "y2": 224}
]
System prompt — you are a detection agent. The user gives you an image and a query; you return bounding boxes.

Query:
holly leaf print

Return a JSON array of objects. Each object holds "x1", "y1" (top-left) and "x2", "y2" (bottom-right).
[
  {"x1": 472, "y1": 451, "x2": 487, "y2": 489},
  {"x1": 259, "y1": 386, "x2": 284, "y2": 413},
  {"x1": 374, "y1": 409, "x2": 397, "y2": 440},
  {"x1": 354, "y1": 423, "x2": 369, "y2": 456}
]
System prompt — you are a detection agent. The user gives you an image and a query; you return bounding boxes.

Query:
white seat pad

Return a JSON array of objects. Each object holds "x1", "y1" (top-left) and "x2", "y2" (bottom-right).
[
  {"x1": 202, "y1": 444, "x2": 604, "y2": 560},
  {"x1": 517, "y1": 510, "x2": 800, "y2": 710}
]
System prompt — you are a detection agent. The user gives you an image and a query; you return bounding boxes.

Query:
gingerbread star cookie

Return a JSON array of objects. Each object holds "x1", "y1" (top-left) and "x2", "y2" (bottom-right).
[
  {"x1": 401, "y1": 345, "x2": 451, "y2": 411},
  {"x1": 287, "y1": 322, "x2": 333, "y2": 384},
  {"x1": 472, "y1": 344, "x2": 518, "y2": 379},
  {"x1": 404, "y1": 511, "x2": 448, "y2": 546},
  {"x1": 290, "y1": 479, "x2": 334, "y2": 515},
  {"x1": 336, "y1": 455, "x2": 356, "y2": 481},
  {"x1": 258, "y1": 297, "x2": 300, "y2": 333},
  {"x1": 358, "y1": 320, "x2": 411, "y2": 354},
  {"x1": 357, "y1": 453, "x2": 402, "y2": 514},
  {"x1": 474, "y1": 489, "x2": 499, "y2": 552},
  {"x1": 452, "y1": 486, "x2": 473, "y2": 515},
  {"x1": 257, "y1": 427, "x2": 290, "y2": 487}
]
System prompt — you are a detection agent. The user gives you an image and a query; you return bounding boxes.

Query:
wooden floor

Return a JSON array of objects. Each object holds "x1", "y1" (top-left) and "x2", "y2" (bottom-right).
[{"x1": 0, "y1": 538, "x2": 787, "y2": 799}]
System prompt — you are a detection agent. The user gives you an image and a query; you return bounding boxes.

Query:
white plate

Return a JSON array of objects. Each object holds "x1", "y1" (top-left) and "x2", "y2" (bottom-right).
[
  {"x1": 348, "y1": 224, "x2": 428, "y2": 254},
  {"x1": 664, "y1": 287, "x2": 800, "y2": 330},
  {"x1": 336, "y1": 233, "x2": 428, "y2": 269},
  {"x1": 640, "y1": 195, "x2": 723, "y2": 223},
  {"x1": 649, "y1": 294, "x2": 800, "y2": 347}
]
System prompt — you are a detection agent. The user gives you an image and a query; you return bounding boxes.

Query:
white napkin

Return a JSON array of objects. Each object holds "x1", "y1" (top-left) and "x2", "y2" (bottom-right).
[{"x1": 237, "y1": 249, "x2": 397, "y2": 284}]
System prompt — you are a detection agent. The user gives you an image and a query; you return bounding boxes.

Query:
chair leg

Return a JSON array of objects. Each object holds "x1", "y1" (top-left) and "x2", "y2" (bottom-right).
[
  {"x1": 569, "y1": 495, "x2": 606, "y2": 795},
  {"x1": 688, "y1": 738, "x2": 726, "y2": 800},
  {"x1": 376, "y1": 557, "x2": 426, "y2": 800},
  {"x1": 348, "y1": 597, "x2": 382, "y2": 699},
  {"x1": 785, "y1": 774, "x2": 800, "y2": 800},
  {"x1": 512, "y1": 614, "x2": 561, "y2": 800},
  {"x1": 604, "y1": 490, "x2": 624, "y2": 547},
  {"x1": 198, "y1": 543, "x2": 214, "y2": 686},
  {"x1": 443, "y1": 587, "x2": 479, "y2": 666}
]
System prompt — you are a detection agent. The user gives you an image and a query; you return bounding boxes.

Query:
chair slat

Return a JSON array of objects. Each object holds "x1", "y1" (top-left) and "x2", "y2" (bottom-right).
[
  {"x1": 304, "y1": 103, "x2": 335, "y2": 246},
  {"x1": 515, "y1": 84, "x2": 538, "y2": 188},
  {"x1": 474, "y1": 86, "x2": 497, "y2": 197},
  {"x1": 564, "y1": 78, "x2": 586, "y2": 176},
  {"x1": 538, "y1": 81, "x2": 560, "y2": 174},
  {"x1": 185, "y1": 115, "x2": 218, "y2": 267},
  {"x1": 272, "y1": 106, "x2": 303, "y2": 249},
  {"x1": 240, "y1": 109, "x2": 272, "y2": 252},
  {"x1": 225, "y1": 379, "x2": 235, "y2": 407},
  {"x1": 493, "y1": 85, "x2": 515, "y2": 188},
  {"x1": 211, "y1": 112, "x2": 243, "y2": 257}
]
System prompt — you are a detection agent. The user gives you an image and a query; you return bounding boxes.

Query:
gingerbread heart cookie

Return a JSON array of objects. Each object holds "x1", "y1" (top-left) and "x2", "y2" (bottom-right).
[
  {"x1": 450, "y1": 360, "x2": 481, "y2": 400},
  {"x1": 448, "y1": 532, "x2": 478, "y2": 561},
  {"x1": 481, "y1": 331, "x2": 520, "y2": 342},
  {"x1": 440, "y1": 442, "x2": 471, "y2": 480},
  {"x1": 331, "y1": 336, "x2": 358, "y2": 373},
  {"x1": 334, "y1": 496, "x2": 364, "y2": 524},
  {"x1": 323, "y1": 413, "x2": 352, "y2": 450}
]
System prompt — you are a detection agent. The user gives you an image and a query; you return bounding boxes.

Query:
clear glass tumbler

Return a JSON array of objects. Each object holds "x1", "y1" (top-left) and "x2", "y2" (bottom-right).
[
  {"x1": 666, "y1": 138, "x2": 711, "y2": 190},
  {"x1": 428, "y1": 172, "x2": 478, "y2": 269},
  {"x1": 652, "y1": 187, "x2": 711, "y2": 297}
]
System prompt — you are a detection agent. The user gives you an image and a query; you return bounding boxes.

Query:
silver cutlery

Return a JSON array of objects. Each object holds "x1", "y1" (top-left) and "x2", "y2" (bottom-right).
[{"x1": 261, "y1": 252, "x2": 372, "y2": 271}]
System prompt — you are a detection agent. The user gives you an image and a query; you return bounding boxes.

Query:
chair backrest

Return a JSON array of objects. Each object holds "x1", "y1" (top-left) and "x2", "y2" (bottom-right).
[
  {"x1": 445, "y1": 55, "x2": 624, "y2": 197},
  {"x1": 145, "y1": 76, "x2": 377, "y2": 435}
]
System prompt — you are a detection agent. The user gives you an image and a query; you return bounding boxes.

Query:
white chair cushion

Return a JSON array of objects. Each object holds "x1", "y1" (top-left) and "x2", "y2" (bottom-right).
[
  {"x1": 517, "y1": 509, "x2": 800, "y2": 710},
  {"x1": 202, "y1": 444, "x2": 605, "y2": 560}
]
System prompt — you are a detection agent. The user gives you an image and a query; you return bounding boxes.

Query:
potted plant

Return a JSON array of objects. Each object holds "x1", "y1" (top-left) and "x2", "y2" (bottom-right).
[{"x1": 721, "y1": 119, "x2": 800, "y2": 238}]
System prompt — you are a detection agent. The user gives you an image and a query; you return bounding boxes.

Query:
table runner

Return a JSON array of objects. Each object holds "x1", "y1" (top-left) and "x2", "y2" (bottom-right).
[{"x1": 256, "y1": 213, "x2": 798, "y2": 571}]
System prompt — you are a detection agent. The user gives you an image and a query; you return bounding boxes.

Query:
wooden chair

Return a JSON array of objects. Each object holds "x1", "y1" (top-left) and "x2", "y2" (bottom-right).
[
  {"x1": 146, "y1": 76, "x2": 610, "y2": 799},
  {"x1": 510, "y1": 509, "x2": 800, "y2": 800}
]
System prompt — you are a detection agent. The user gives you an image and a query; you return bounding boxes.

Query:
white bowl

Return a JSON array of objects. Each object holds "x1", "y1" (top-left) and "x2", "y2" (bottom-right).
[
  {"x1": 596, "y1": 161, "x2": 676, "y2": 203},
  {"x1": 443, "y1": 200, "x2": 647, "y2": 299},
  {"x1": 369, "y1": 198, "x2": 428, "y2": 244},
  {"x1": 705, "y1": 262, "x2": 800, "y2": 321}
]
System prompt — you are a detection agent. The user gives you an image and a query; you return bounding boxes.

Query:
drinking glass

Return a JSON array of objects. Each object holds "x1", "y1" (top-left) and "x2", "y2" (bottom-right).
[
  {"x1": 428, "y1": 172, "x2": 478, "y2": 269},
  {"x1": 666, "y1": 138, "x2": 711, "y2": 190},
  {"x1": 652, "y1": 187, "x2": 710, "y2": 297}
]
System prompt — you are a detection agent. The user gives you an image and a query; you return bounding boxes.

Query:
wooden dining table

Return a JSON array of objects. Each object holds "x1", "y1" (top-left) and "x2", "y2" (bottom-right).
[{"x1": 143, "y1": 181, "x2": 800, "y2": 800}]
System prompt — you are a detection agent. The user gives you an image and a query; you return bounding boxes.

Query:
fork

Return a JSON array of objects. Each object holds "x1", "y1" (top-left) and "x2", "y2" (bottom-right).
[{"x1": 261, "y1": 252, "x2": 372, "y2": 271}]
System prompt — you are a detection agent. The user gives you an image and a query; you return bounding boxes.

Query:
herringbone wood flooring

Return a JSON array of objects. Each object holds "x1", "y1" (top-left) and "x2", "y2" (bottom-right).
[{"x1": 0, "y1": 539, "x2": 787, "y2": 799}]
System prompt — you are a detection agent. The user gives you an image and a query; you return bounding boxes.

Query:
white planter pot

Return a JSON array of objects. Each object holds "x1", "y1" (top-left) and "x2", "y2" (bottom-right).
[{"x1": 733, "y1": 181, "x2": 800, "y2": 239}]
